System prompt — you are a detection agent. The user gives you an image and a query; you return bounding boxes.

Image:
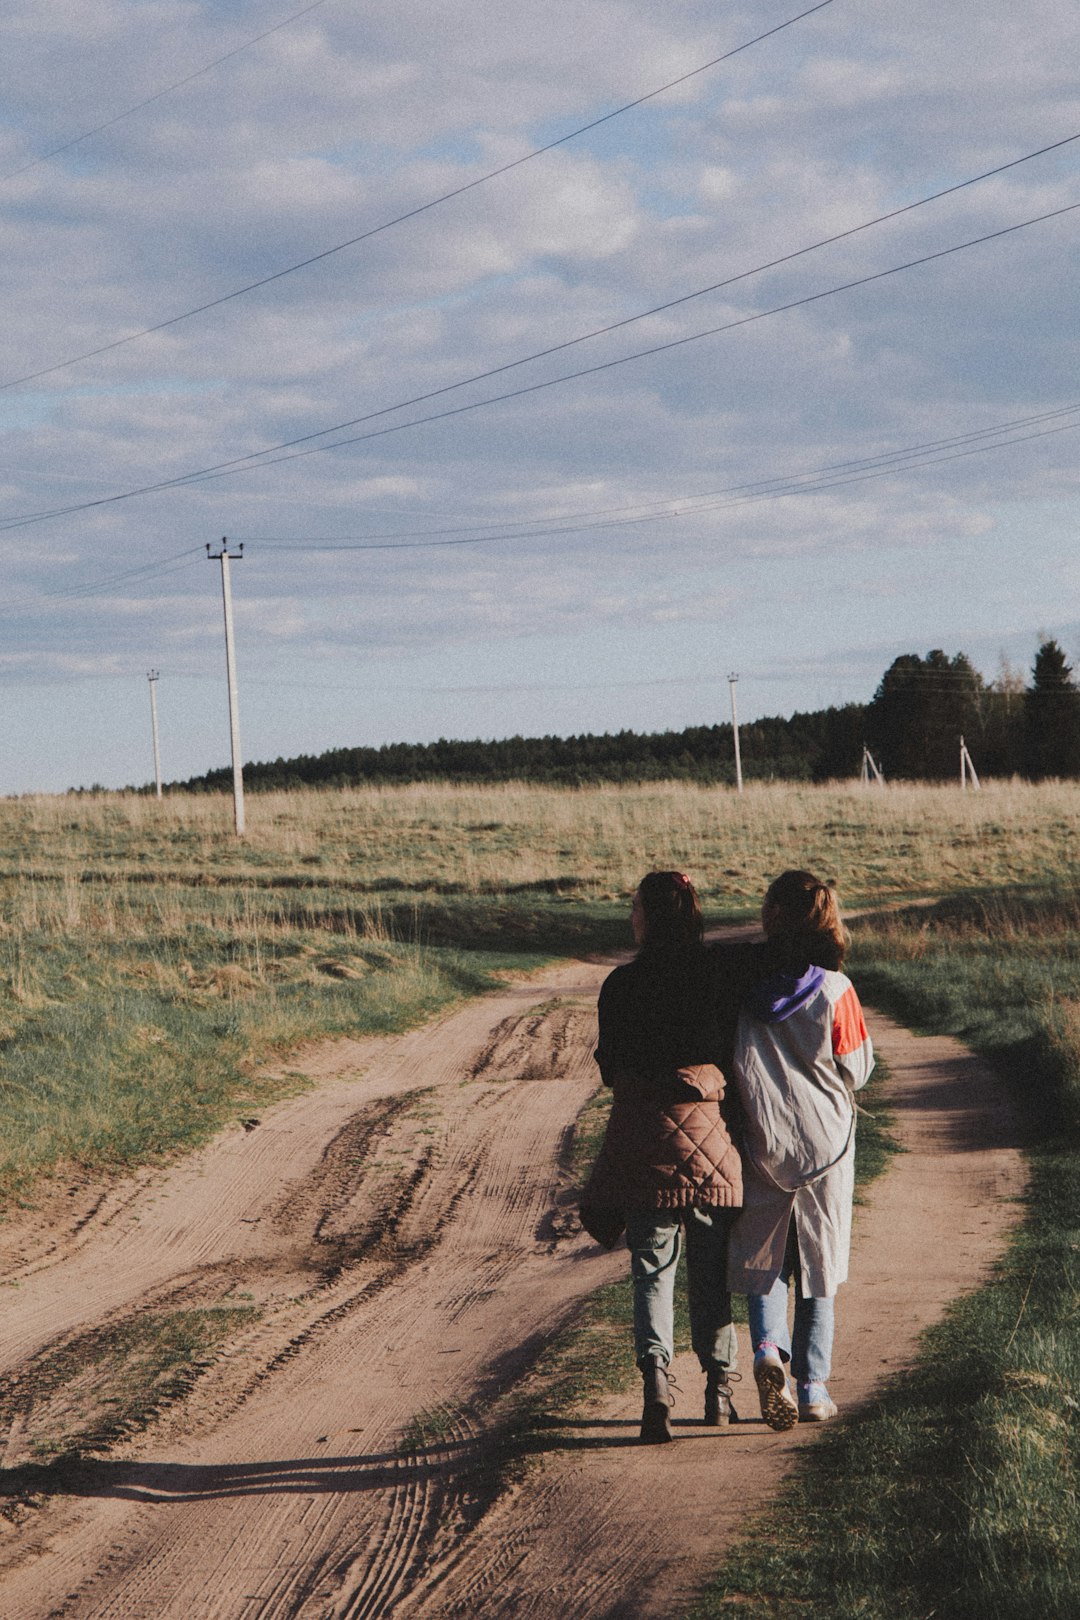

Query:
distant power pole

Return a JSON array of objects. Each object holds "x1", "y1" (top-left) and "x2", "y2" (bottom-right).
[
  {"x1": 207, "y1": 539, "x2": 246, "y2": 836},
  {"x1": 960, "y1": 735, "x2": 981, "y2": 791},
  {"x1": 728, "y1": 673, "x2": 743, "y2": 792},
  {"x1": 147, "y1": 670, "x2": 162, "y2": 799},
  {"x1": 860, "y1": 744, "x2": 884, "y2": 786}
]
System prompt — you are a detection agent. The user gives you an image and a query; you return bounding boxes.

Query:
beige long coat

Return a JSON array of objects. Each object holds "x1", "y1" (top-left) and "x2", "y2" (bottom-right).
[{"x1": 727, "y1": 968, "x2": 873, "y2": 1298}]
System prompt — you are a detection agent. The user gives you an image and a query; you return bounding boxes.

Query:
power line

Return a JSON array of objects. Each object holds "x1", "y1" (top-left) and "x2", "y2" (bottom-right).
[
  {"x1": 189, "y1": 198, "x2": 1080, "y2": 482},
  {"x1": 245, "y1": 413, "x2": 1077, "y2": 553},
  {"x1": 0, "y1": 664, "x2": 1036, "y2": 700},
  {"x1": 10, "y1": 346, "x2": 1080, "y2": 559},
  {"x1": 24, "y1": 397, "x2": 1080, "y2": 609},
  {"x1": 240, "y1": 405, "x2": 1076, "y2": 550},
  {"x1": 1, "y1": 0, "x2": 339, "y2": 186},
  {"x1": 168, "y1": 129, "x2": 1080, "y2": 474},
  {"x1": 239, "y1": 400, "x2": 1080, "y2": 550},
  {"x1": 5, "y1": 189, "x2": 1073, "y2": 535},
  {"x1": 7, "y1": 366, "x2": 1080, "y2": 566},
  {"x1": 4, "y1": 126, "x2": 1075, "y2": 534},
  {"x1": 0, "y1": 1, "x2": 836, "y2": 394},
  {"x1": 244, "y1": 397, "x2": 1080, "y2": 542},
  {"x1": 39, "y1": 547, "x2": 205, "y2": 602}
]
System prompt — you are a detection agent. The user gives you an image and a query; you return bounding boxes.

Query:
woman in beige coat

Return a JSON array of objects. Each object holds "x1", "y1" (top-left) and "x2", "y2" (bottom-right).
[{"x1": 727, "y1": 870, "x2": 873, "y2": 1429}]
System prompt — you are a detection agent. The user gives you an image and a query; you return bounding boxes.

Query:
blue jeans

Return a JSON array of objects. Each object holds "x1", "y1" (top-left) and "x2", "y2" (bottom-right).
[
  {"x1": 747, "y1": 1220, "x2": 834, "y2": 1390},
  {"x1": 624, "y1": 1207, "x2": 738, "y2": 1373}
]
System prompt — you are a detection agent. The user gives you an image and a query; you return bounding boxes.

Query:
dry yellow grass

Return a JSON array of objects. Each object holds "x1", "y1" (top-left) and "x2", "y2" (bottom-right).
[{"x1": 6, "y1": 777, "x2": 1080, "y2": 908}]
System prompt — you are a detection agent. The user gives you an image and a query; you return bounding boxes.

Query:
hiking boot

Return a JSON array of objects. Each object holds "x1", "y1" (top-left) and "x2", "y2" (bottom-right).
[
  {"x1": 754, "y1": 1348, "x2": 798, "y2": 1432},
  {"x1": 703, "y1": 1368, "x2": 738, "y2": 1426},
  {"x1": 639, "y1": 1355, "x2": 674, "y2": 1443}
]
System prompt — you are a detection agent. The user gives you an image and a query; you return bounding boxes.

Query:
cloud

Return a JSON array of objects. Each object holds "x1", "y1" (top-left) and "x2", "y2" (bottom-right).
[{"x1": 2, "y1": 0, "x2": 1080, "y2": 789}]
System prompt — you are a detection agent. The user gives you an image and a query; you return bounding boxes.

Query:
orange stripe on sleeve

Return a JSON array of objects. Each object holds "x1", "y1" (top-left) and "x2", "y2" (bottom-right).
[{"x1": 832, "y1": 985, "x2": 869, "y2": 1057}]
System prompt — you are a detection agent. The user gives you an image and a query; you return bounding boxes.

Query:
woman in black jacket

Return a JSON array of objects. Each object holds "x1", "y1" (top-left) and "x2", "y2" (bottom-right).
[{"x1": 582, "y1": 871, "x2": 744, "y2": 1443}]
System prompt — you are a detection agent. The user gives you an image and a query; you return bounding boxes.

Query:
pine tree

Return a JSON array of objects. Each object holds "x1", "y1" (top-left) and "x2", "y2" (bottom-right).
[
  {"x1": 866, "y1": 650, "x2": 986, "y2": 779},
  {"x1": 1023, "y1": 640, "x2": 1080, "y2": 779}
]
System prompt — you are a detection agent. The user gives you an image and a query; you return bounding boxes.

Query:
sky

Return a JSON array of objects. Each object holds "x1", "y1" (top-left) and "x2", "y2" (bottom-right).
[{"x1": 2, "y1": 0, "x2": 1079, "y2": 793}]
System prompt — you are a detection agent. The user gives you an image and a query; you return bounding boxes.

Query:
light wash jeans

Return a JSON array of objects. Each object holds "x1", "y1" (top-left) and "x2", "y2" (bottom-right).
[
  {"x1": 624, "y1": 1207, "x2": 739, "y2": 1373},
  {"x1": 747, "y1": 1219, "x2": 834, "y2": 1396}
]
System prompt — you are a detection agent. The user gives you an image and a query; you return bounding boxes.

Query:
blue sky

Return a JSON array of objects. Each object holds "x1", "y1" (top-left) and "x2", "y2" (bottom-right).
[{"x1": 2, "y1": 0, "x2": 1079, "y2": 792}]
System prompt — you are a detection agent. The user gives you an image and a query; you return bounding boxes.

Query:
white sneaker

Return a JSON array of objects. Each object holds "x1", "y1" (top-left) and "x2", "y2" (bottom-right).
[{"x1": 799, "y1": 1394, "x2": 839, "y2": 1423}]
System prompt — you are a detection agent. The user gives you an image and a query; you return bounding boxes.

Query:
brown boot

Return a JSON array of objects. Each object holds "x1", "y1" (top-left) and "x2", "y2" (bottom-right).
[
  {"x1": 639, "y1": 1355, "x2": 674, "y2": 1443},
  {"x1": 703, "y1": 1368, "x2": 738, "y2": 1426}
]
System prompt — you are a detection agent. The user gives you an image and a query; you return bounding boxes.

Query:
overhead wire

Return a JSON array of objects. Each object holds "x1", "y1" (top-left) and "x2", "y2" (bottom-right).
[
  {"x1": 1, "y1": 0, "x2": 339, "y2": 187},
  {"x1": 168, "y1": 129, "x2": 1080, "y2": 475},
  {"x1": 0, "y1": 0, "x2": 836, "y2": 393},
  {"x1": 180, "y1": 198, "x2": 1080, "y2": 483},
  {"x1": 232, "y1": 669, "x2": 852, "y2": 697},
  {"x1": 239, "y1": 413, "x2": 1080, "y2": 553},
  {"x1": 29, "y1": 395, "x2": 1080, "y2": 610},
  {"x1": 40, "y1": 546, "x2": 205, "y2": 602},
  {"x1": 32, "y1": 409, "x2": 1056, "y2": 608},
  {"x1": 3, "y1": 187, "x2": 1076, "y2": 534},
  {"x1": 239, "y1": 398, "x2": 1080, "y2": 548}
]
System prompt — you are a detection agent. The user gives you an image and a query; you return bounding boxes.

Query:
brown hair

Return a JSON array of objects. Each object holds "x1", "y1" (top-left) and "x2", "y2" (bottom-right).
[
  {"x1": 762, "y1": 869, "x2": 848, "y2": 970},
  {"x1": 636, "y1": 870, "x2": 703, "y2": 954}
]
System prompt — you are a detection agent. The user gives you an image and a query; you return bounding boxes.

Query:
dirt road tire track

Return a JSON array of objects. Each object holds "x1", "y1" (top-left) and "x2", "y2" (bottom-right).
[{"x1": 0, "y1": 960, "x2": 1024, "y2": 1618}]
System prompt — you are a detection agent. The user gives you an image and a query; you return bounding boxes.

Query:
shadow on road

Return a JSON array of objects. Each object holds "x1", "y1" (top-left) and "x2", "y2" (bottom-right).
[{"x1": 0, "y1": 1410, "x2": 768, "y2": 1507}]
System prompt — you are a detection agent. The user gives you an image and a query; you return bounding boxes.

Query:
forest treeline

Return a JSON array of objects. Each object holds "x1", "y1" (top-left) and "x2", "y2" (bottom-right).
[{"x1": 169, "y1": 639, "x2": 1080, "y2": 792}]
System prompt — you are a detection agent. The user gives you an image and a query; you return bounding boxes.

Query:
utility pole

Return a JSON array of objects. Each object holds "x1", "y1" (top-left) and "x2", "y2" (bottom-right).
[
  {"x1": 147, "y1": 670, "x2": 162, "y2": 799},
  {"x1": 860, "y1": 744, "x2": 884, "y2": 786},
  {"x1": 728, "y1": 673, "x2": 743, "y2": 793},
  {"x1": 960, "y1": 735, "x2": 980, "y2": 791},
  {"x1": 207, "y1": 539, "x2": 245, "y2": 836}
]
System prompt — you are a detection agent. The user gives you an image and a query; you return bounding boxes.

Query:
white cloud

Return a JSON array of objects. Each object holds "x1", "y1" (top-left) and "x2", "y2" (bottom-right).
[{"x1": 2, "y1": 0, "x2": 1079, "y2": 790}]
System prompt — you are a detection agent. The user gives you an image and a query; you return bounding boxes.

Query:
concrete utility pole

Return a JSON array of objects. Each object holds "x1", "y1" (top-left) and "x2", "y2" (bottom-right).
[
  {"x1": 960, "y1": 735, "x2": 980, "y2": 791},
  {"x1": 147, "y1": 670, "x2": 162, "y2": 799},
  {"x1": 860, "y1": 744, "x2": 884, "y2": 786},
  {"x1": 207, "y1": 539, "x2": 246, "y2": 836},
  {"x1": 728, "y1": 673, "x2": 743, "y2": 793}
]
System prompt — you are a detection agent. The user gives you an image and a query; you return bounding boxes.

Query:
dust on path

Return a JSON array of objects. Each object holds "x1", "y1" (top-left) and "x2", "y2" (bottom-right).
[{"x1": 0, "y1": 952, "x2": 1024, "y2": 1619}]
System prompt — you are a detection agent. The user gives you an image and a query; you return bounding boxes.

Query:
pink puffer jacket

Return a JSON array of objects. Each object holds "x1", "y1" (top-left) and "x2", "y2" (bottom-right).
[{"x1": 582, "y1": 1063, "x2": 743, "y2": 1214}]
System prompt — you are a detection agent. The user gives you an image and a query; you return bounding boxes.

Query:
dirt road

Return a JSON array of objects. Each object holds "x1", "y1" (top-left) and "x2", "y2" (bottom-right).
[{"x1": 0, "y1": 955, "x2": 1024, "y2": 1619}]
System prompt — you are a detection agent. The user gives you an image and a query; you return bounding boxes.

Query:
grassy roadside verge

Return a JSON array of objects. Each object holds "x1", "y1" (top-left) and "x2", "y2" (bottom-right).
[
  {"x1": 689, "y1": 890, "x2": 1080, "y2": 1620},
  {"x1": 0, "y1": 875, "x2": 708, "y2": 1213},
  {"x1": 0, "y1": 886, "x2": 553, "y2": 1212}
]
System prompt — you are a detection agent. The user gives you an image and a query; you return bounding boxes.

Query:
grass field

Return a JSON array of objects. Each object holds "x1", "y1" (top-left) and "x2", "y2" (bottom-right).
[
  {"x1": 14, "y1": 777, "x2": 1080, "y2": 904},
  {"x1": 2, "y1": 778, "x2": 1079, "y2": 1209},
  {"x1": 3, "y1": 780, "x2": 1080, "y2": 1611}
]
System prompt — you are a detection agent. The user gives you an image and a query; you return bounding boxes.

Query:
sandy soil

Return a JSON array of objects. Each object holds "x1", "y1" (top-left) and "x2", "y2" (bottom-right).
[{"x1": 0, "y1": 951, "x2": 1025, "y2": 1619}]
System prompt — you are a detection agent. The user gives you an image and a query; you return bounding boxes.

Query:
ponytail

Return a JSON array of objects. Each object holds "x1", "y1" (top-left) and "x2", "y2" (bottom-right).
[{"x1": 762, "y1": 869, "x2": 848, "y2": 970}]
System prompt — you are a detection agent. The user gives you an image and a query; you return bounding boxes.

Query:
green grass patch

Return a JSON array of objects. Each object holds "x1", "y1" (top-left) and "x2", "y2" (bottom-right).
[
  {"x1": 853, "y1": 1057, "x2": 900, "y2": 1194},
  {"x1": 0, "y1": 883, "x2": 541, "y2": 1211}
]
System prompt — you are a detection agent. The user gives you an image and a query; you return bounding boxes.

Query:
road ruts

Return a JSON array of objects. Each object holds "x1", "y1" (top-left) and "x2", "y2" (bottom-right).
[
  {"x1": 0, "y1": 962, "x2": 621, "y2": 1617},
  {"x1": 0, "y1": 961, "x2": 1025, "y2": 1618}
]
